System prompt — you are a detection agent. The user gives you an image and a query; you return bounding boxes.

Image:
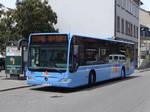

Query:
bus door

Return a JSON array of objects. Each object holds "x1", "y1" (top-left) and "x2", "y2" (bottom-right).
[
  {"x1": 95, "y1": 48, "x2": 111, "y2": 81},
  {"x1": 69, "y1": 45, "x2": 89, "y2": 85}
]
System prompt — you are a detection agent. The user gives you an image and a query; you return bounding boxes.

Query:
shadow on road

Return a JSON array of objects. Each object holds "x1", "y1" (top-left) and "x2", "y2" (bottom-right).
[{"x1": 31, "y1": 75, "x2": 141, "y2": 93}]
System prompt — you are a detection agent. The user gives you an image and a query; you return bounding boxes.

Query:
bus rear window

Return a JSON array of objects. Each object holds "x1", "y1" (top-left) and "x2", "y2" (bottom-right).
[
  {"x1": 114, "y1": 56, "x2": 118, "y2": 60},
  {"x1": 109, "y1": 56, "x2": 112, "y2": 60},
  {"x1": 122, "y1": 57, "x2": 126, "y2": 60}
]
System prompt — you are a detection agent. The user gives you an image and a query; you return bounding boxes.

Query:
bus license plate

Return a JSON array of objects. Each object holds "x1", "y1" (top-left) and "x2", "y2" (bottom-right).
[{"x1": 43, "y1": 82, "x2": 52, "y2": 86}]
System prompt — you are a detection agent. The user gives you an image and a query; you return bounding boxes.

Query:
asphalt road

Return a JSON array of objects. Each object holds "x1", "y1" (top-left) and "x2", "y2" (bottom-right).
[{"x1": 0, "y1": 70, "x2": 150, "y2": 112}]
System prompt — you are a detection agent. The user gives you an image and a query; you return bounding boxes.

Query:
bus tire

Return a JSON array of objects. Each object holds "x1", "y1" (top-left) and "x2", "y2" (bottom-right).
[
  {"x1": 88, "y1": 70, "x2": 96, "y2": 86},
  {"x1": 121, "y1": 67, "x2": 126, "y2": 79}
]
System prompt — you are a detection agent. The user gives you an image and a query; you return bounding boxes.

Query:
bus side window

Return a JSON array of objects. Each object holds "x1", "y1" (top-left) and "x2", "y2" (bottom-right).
[{"x1": 73, "y1": 45, "x2": 80, "y2": 66}]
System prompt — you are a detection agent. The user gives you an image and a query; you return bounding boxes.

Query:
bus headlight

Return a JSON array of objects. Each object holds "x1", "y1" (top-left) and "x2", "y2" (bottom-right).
[{"x1": 59, "y1": 78, "x2": 72, "y2": 83}]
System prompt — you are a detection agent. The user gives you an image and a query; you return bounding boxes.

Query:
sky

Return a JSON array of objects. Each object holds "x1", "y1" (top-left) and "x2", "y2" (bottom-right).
[
  {"x1": 141, "y1": 0, "x2": 150, "y2": 10},
  {"x1": 0, "y1": 0, "x2": 150, "y2": 11}
]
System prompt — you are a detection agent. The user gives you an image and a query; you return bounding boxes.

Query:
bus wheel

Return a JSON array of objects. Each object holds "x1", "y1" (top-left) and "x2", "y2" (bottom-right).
[
  {"x1": 88, "y1": 71, "x2": 96, "y2": 86},
  {"x1": 121, "y1": 68, "x2": 126, "y2": 79}
]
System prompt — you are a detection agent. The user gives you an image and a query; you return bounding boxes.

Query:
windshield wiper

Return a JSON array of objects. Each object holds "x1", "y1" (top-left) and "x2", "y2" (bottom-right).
[
  {"x1": 29, "y1": 67, "x2": 64, "y2": 73},
  {"x1": 48, "y1": 63, "x2": 64, "y2": 73},
  {"x1": 50, "y1": 67, "x2": 63, "y2": 73}
]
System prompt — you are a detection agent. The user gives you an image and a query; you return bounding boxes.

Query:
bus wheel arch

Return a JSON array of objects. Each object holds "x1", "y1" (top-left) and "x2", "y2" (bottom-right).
[
  {"x1": 88, "y1": 70, "x2": 96, "y2": 85},
  {"x1": 121, "y1": 66, "x2": 126, "y2": 79}
]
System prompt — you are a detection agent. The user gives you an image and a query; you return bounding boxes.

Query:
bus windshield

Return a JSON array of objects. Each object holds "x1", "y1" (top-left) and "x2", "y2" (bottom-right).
[{"x1": 28, "y1": 35, "x2": 68, "y2": 72}]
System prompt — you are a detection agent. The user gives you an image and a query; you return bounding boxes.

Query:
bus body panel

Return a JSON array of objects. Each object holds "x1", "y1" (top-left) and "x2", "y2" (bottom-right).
[
  {"x1": 126, "y1": 62, "x2": 135, "y2": 76},
  {"x1": 26, "y1": 33, "x2": 135, "y2": 88},
  {"x1": 26, "y1": 63, "x2": 134, "y2": 88},
  {"x1": 26, "y1": 70, "x2": 71, "y2": 87}
]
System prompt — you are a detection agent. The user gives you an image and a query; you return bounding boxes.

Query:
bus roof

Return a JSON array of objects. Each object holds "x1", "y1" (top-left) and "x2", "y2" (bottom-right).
[
  {"x1": 29, "y1": 33, "x2": 134, "y2": 45},
  {"x1": 73, "y1": 34, "x2": 134, "y2": 45}
]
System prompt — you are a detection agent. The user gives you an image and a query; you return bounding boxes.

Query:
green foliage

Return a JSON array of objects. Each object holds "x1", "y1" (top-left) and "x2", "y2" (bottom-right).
[
  {"x1": 0, "y1": 0, "x2": 58, "y2": 49},
  {"x1": 0, "y1": 9, "x2": 19, "y2": 49},
  {"x1": 14, "y1": 0, "x2": 58, "y2": 38}
]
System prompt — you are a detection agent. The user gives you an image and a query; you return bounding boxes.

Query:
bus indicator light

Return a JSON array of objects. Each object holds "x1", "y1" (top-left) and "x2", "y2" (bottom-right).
[{"x1": 44, "y1": 71, "x2": 48, "y2": 77}]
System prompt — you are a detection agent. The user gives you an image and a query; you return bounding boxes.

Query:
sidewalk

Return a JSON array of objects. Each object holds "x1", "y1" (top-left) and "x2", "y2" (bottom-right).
[
  {"x1": 138, "y1": 68, "x2": 150, "y2": 73},
  {"x1": 0, "y1": 71, "x2": 30, "y2": 92},
  {"x1": 0, "y1": 68, "x2": 150, "y2": 92}
]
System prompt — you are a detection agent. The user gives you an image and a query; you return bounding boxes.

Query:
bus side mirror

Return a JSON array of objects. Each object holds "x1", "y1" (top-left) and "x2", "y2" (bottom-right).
[{"x1": 18, "y1": 39, "x2": 28, "y2": 50}]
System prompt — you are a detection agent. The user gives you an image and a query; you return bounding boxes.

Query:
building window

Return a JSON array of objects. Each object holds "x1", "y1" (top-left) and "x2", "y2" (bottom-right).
[
  {"x1": 116, "y1": 0, "x2": 121, "y2": 6},
  {"x1": 130, "y1": 24, "x2": 133, "y2": 36},
  {"x1": 134, "y1": 26, "x2": 138, "y2": 38},
  {"x1": 134, "y1": 25, "x2": 138, "y2": 38},
  {"x1": 127, "y1": 0, "x2": 130, "y2": 12},
  {"x1": 136, "y1": 27, "x2": 138, "y2": 38},
  {"x1": 125, "y1": 20, "x2": 134, "y2": 37},
  {"x1": 134, "y1": 25, "x2": 136, "y2": 38},
  {"x1": 126, "y1": 21, "x2": 127, "y2": 35},
  {"x1": 135, "y1": 6, "x2": 138, "y2": 18},
  {"x1": 121, "y1": 18, "x2": 124, "y2": 34},
  {"x1": 116, "y1": 16, "x2": 120, "y2": 33},
  {"x1": 133, "y1": 5, "x2": 135, "y2": 16},
  {"x1": 130, "y1": 2, "x2": 133, "y2": 14},
  {"x1": 118, "y1": 0, "x2": 121, "y2": 6},
  {"x1": 128, "y1": 22, "x2": 131, "y2": 36},
  {"x1": 121, "y1": 0, "x2": 124, "y2": 8},
  {"x1": 129, "y1": 0, "x2": 132, "y2": 13},
  {"x1": 126, "y1": 21, "x2": 129, "y2": 35},
  {"x1": 123, "y1": 0, "x2": 126, "y2": 9}
]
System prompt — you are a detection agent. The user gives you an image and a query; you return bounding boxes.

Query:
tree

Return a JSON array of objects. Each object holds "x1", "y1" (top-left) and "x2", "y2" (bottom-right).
[
  {"x1": 0, "y1": 0, "x2": 58, "y2": 51},
  {"x1": 0, "y1": 9, "x2": 18, "y2": 50},
  {"x1": 0, "y1": 0, "x2": 58, "y2": 41},
  {"x1": 14, "y1": 0, "x2": 58, "y2": 38}
]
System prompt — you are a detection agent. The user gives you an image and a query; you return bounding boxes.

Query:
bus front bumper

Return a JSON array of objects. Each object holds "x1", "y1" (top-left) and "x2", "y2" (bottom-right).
[{"x1": 26, "y1": 76, "x2": 73, "y2": 88}]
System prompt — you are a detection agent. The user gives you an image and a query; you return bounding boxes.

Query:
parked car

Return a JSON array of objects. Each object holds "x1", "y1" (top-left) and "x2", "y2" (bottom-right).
[{"x1": 109, "y1": 54, "x2": 126, "y2": 64}]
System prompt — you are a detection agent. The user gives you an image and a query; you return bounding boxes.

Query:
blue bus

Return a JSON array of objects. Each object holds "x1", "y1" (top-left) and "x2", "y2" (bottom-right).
[{"x1": 26, "y1": 33, "x2": 135, "y2": 88}]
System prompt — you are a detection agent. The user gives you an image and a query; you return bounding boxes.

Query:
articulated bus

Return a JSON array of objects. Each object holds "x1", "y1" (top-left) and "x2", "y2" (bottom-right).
[{"x1": 26, "y1": 33, "x2": 135, "y2": 88}]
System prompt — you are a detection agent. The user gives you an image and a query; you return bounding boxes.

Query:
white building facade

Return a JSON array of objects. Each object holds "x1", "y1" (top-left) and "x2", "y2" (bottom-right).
[
  {"x1": 140, "y1": 8, "x2": 150, "y2": 28},
  {"x1": 49, "y1": 0, "x2": 142, "y2": 66},
  {"x1": 115, "y1": 0, "x2": 140, "y2": 43},
  {"x1": 139, "y1": 8, "x2": 150, "y2": 68},
  {"x1": 49, "y1": 0, "x2": 141, "y2": 42},
  {"x1": 49, "y1": 0, "x2": 115, "y2": 37},
  {"x1": 115, "y1": 0, "x2": 142, "y2": 67}
]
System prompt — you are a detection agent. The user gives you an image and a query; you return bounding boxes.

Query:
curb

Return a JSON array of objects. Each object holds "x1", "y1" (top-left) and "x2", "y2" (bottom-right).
[
  {"x1": 0, "y1": 85, "x2": 32, "y2": 92},
  {"x1": 137, "y1": 68, "x2": 150, "y2": 73}
]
